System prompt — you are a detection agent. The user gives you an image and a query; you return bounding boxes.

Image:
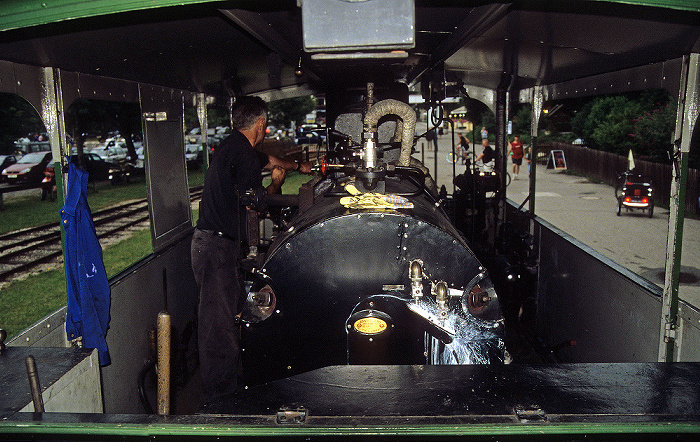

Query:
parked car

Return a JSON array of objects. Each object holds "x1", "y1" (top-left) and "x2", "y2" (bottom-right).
[
  {"x1": 70, "y1": 153, "x2": 112, "y2": 181},
  {"x1": 0, "y1": 154, "x2": 19, "y2": 182},
  {"x1": 185, "y1": 143, "x2": 203, "y2": 169},
  {"x1": 40, "y1": 153, "x2": 112, "y2": 200},
  {"x1": 295, "y1": 126, "x2": 321, "y2": 145},
  {"x1": 93, "y1": 145, "x2": 129, "y2": 163},
  {"x1": 1, "y1": 151, "x2": 52, "y2": 185}
]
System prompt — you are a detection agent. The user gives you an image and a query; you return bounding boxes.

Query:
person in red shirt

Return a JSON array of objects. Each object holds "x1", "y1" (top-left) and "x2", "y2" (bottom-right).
[{"x1": 507, "y1": 134, "x2": 524, "y2": 179}]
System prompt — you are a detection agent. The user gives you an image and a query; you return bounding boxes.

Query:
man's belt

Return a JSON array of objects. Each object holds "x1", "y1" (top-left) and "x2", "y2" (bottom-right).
[{"x1": 197, "y1": 228, "x2": 236, "y2": 241}]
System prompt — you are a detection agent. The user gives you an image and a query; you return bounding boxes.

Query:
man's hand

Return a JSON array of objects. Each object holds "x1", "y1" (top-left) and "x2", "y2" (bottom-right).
[
  {"x1": 298, "y1": 161, "x2": 314, "y2": 174},
  {"x1": 267, "y1": 165, "x2": 286, "y2": 194}
]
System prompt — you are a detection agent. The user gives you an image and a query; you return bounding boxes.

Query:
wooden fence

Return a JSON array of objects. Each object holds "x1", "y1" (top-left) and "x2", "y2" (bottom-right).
[{"x1": 538, "y1": 142, "x2": 700, "y2": 215}]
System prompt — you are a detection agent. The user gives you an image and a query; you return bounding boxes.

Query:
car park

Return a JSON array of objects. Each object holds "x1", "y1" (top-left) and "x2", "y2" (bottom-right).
[{"x1": 1, "y1": 151, "x2": 52, "y2": 185}]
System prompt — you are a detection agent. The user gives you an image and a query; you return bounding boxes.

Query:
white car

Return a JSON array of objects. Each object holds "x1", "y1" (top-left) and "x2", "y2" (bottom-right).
[
  {"x1": 185, "y1": 143, "x2": 202, "y2": 168},
  {"x1": 93, "y1": 145, "x2": 128, "y2": 163}
]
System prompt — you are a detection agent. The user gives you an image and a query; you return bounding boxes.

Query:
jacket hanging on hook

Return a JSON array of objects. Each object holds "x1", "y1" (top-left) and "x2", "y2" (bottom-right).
[{"x1": 61, "y1": 162, "x2": 111, "y2": 366}]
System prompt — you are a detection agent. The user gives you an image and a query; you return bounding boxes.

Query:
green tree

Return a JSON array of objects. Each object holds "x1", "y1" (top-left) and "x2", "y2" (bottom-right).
[
  {"x1": 583, "y1": 95, "x2": 640, "y2": 154},
  {"x1": 65, "y1": 99, "x2": 141, "y2": 162},
  {"x1": 480, "y1": 110, "x2": 495, "y2": 139},
  {"x1": 268, "y1": 96, "x2": 316, "y2": 128},
  {"x1": 184, "y1": 106, "x2": 230, "y2": 133},
  {"x1": 571, "y1": 100, "x2": 593, "y2": 139},
  {"x1": 570, "y1": 90, "x2": 675, "y2": 161},
  {"x1": 511, "y1": 105, "x2": 531, "y2": 144},
  {"x1": 0, "y1": 93, "x2": 44, "y2": 153},
  {"x1": 629, "y1": 91, "x2": 676, "y2": 161}
]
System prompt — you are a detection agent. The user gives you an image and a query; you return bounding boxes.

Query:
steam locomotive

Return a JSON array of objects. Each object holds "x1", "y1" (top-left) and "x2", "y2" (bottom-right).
[{"x1": 239, "y1": 87, "x2": 505, "y2": 388}]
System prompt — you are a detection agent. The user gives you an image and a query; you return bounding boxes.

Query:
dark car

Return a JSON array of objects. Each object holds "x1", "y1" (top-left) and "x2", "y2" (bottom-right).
[
  {"x1": 185, "y1": 143, "x2": 203, "y2": 169},
  {"x1": 295, "y1": 126, "x2": 321, "y2": 145},
  {"x1": 69, "y1": 153, "x2": 112, "y2": 181},
  {"x1": 1, "y1": 151, "x2": 52, "y2": 185},
  {"x1": 0, "y1": 154, "x2": 19, "y2": 182},
  {"x1": 40, "y1": 153, "x2": 113, "y2": 199}
]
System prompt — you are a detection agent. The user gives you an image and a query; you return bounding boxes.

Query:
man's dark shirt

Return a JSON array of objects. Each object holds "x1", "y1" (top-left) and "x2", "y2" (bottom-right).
[
  {"x1": 196, "y1": 130, "x2": 268, "y2": 239},
  {"x1": 482, "y1": 144, "x2": 494, "y2": 164}
]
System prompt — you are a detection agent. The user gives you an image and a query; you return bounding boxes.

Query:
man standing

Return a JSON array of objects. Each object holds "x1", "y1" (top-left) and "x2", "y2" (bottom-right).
[
  {"x1": 191, "y1": 96, "x2": 311, "y2": 404},
  {"x1": 507, "y1": 134, "x2": 524, "y2": 179}
]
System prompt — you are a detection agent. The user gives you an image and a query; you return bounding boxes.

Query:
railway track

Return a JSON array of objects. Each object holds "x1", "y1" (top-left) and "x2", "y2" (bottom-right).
[{"x1": 0, "y1": 186, "x2": 203, "y2": 284}]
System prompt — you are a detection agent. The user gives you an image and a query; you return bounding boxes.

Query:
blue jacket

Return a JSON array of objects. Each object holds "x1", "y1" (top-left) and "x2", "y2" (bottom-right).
[{"x1": 62, "y1": 162, "x2": 111, "y2": 365}]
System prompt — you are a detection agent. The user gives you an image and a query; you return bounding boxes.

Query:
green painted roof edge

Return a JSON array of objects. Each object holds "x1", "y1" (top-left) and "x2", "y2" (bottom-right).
[
  {"x1": 0, "y1": 0, "x2": 698, "y2": 34},
  {"x1": 0, "y1": 0, "x2": 227, "y2": 33}
]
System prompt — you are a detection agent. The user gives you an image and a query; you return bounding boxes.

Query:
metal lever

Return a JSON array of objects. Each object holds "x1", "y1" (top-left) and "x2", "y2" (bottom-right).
[{"x1": 25, "y1": 355, "x2": 44, "y2": 413}]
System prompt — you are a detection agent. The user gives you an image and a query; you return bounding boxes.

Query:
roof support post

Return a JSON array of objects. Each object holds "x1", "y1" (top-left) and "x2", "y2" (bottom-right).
[
  {"x1": 42, "y1": 67, "x2": 69, "y2": 199},
  {"x1": 42, "y1": 67, "x2": 69, "y2": 249},
  {"x1": 658, "y1": 53, "x2": 699, "y2": 362},
  {"x1": 528, "y1": 86, "x2": 543, "y2": 218},
  {"x1": 495, "y1": 75, "x2": 510, "y2": 240},
  {"x1": 196, "y1": 93, "x2": 209, "y2": 174}
]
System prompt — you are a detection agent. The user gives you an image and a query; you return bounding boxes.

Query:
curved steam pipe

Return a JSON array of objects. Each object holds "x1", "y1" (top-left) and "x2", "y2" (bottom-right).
[{"x1": 363, "y1": 99, "x2": 416, "y2": 167}]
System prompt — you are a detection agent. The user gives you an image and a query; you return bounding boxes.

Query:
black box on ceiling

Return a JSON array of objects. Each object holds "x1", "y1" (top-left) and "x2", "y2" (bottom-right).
[{"x1": 302, "y1": 0, "x2": 415, "y2": 53}]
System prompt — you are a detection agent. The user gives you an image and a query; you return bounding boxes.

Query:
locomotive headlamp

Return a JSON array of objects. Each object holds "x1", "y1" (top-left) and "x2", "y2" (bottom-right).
[{"x1": 349, "y1": 310, "x2": 393, "y2": 337}]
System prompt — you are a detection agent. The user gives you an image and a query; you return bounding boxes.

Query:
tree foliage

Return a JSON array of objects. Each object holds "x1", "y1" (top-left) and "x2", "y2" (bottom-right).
[
  {"x1": 268, "y1": 96, "x2": 316, "y2": 128},
  {"x1": 571, "y1": 90, "x2": 675, "y2": 161},
  {"x1": 511, "y1": 105, "x2": 532, "y2": 143},
  {"x1": 65, "y1": 99, "x2": 142, "y2": 161},
  {"x1": 0, "y1": 93, "x2": 44, "y2": 153},
  {"x1": 184, "y1": 106, "x2": 230, "y2": 132}
]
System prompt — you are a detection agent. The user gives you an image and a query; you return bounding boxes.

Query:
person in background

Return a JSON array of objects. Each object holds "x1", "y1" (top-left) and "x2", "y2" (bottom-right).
[
  {"x1": 456, "y1": 133, "x2": 470, "y2": 164},
  {"x1": 507, "y1": 134, "x2": 524, "y2": 179}
]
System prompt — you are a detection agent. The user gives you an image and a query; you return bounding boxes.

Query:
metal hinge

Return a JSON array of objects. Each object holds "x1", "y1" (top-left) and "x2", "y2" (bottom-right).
[
  {"x1": 515, "y1": 404, "x2": 547, "y2": 422},
  {"x1": 276, "y1": 407, "x2": 307, "y2": 424},
  {"x1": 663, "y1": 322, "x2": 677, "y2": 343}
]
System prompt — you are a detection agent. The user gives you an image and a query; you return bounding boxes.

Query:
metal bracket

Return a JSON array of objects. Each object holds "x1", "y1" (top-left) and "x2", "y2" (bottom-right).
[
  {"x1": 663, "y1": 322, "x2": 677, "y2": 343},
  {"x1": 276, "y1": 407, "x2": 307, "y2": 424},
  {"x1": 515, "y1": 404, "x2": 547, "y2": 422}
]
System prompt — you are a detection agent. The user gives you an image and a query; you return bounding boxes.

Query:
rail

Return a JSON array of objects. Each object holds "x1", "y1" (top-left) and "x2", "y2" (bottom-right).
[{"x1": 0, "y1": 186, "x2": 203, "y2": 284}]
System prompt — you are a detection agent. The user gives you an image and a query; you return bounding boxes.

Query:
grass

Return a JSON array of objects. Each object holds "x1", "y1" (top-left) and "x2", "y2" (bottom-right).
[
  {"x1": 0, "y1": 227, "x2": 154, "y2": 338},
  {"x1": 1, "y1": 179, "x2": 148, "y2": 235},
  {"x1": 0, "y1": 169, "x2": 206, "y2": 235},
  {"x1": 0, "y1": 168, "x2": 309, "y2": 339},
  {"x1": 262, "y1": 170, "x2": 314, "y2": 195}
]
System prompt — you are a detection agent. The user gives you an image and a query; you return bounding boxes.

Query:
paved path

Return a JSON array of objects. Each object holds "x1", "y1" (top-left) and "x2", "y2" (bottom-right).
[{"x1": 415, "y1": 135, "x2": 700, "y2": 309}]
